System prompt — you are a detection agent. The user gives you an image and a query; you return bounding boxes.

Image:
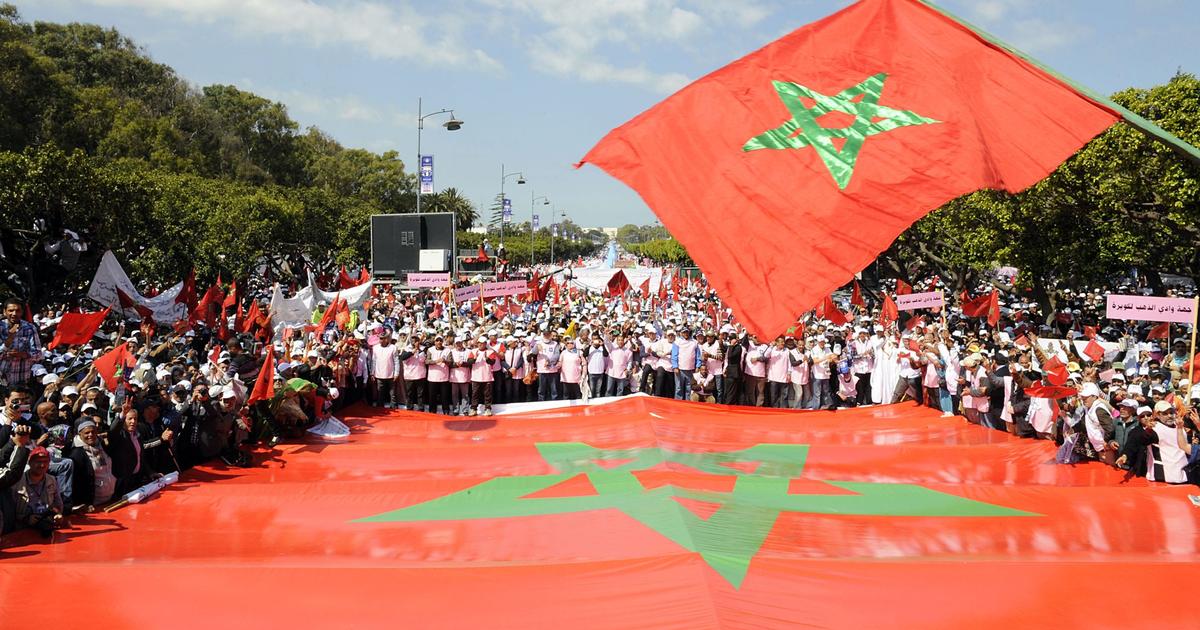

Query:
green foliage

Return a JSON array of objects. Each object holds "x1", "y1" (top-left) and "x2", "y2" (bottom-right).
[
  {"x1": 616, "y1": 223, "x2": 669, "y2": 245},
  {"x1": 0, "y1": 6, "x2": 454, "y2": 305},
  {"x1": 624, "y1": 238, "x2": 692, "y2": 264}
]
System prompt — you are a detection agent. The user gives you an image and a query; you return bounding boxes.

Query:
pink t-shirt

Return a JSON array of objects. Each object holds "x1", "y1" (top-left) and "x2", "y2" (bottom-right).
[
  {"x1": 790, "y1": 350, "x2": 809, "y2": 385},
  {"x1": 402, "y1": 348, "x2": 427, "y2": 380},
  {"x1": 371, "y1": 344, "x2": 398, "y2": 380},
  {"x1": 607, "y1": 345, "x2": 632, "y2": 379},
  {"x1": 470, "y1": 349, "x2": 495, "y2": 382},
  {"x1": 560, "y1": 350, "x2": 583, "y2": 384},
  {"x1": 450, "y1": 349, "x2": 471, "y2": 383},
  {"x1": 766, "y1": 347, "x2": 791, "y2": 383},
  {"x1": 743, "y1": 344, "x2": 768, "y2": 378},
  {"x1": 426, "y1": 347, "x2": 451, "y2": 383}
]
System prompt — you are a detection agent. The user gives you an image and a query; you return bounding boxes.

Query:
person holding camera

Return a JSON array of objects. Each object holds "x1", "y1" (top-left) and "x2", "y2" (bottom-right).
[{"x1": 12, "y1": 446, "x2": 64, "y2": 538}]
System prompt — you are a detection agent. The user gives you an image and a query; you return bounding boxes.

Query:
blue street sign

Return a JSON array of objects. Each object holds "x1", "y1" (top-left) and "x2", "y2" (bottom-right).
[{"x1": 419, "y1": 155, "x2": 434, "y2": 194}]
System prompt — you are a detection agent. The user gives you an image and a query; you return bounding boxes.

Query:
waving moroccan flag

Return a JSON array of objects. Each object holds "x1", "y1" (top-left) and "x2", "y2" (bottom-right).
[
  {"x1": 94, "y1": 342, "x2": 135, "y2": 392},
  {"x1": 48, "y1": 308, "x2": 110, "y2": 349},
  {"x1": 850, "y1": 279, "x2": 865, "y2": 308},
  {"x1": 246, "y1": 350, "x2": 276, "y2": 406},
  {"x1": 27, "y1": 397, "x2": 1200, "y2": 628},
  {"x1": 606, "y1": 270, "x2": 632, "y2": 296},
  {"x1": 878, "y1": 294, "x2": 899, "y2": 328},
  {"x1": 961, "y1": 289, "x2": 1000, "y2": 327},
  {"x1": 895, "y1": 279, "x2": 913, "y2": 296},
  {"x1": 577, "y1": 0, "x2": 1197, "y2": 339}
]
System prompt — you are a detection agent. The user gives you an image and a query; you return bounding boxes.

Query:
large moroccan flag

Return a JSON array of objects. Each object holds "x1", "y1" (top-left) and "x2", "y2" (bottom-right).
[
  {"x1": 577, "y1": 0, "x2": 1198, "y2": 339},
  {"x1": 12, "y1": 398, "x2": 1200, "y2": 628},
  {"x1": 47, "y1": 308, "x2": 109, "y2": 349}
]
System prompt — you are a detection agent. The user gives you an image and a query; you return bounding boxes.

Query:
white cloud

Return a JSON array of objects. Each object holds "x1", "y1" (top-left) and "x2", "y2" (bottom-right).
[
  {"x1": 79, "y1": 0, "x2": 501, "y2": 70},
  {"x1": 1006, "y1": 18, "x2": 1087, "y2": 54},
  {"x1": 480, "y1": 0, "x2": 772, "y2": 93},
  {"x1": 960, "y1": 0, "x2": 1032, "y2": 22}
]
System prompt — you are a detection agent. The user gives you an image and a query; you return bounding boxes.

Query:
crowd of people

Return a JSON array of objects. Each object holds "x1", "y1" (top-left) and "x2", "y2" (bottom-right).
[{"x1": 0, "y1": 258, "x2": 1198, "y2": 545}]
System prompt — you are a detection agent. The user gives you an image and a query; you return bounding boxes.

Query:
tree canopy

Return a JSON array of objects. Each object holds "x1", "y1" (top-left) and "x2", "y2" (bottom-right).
[{"x1": 0, "y1": 5, "x2": 492, "y2": 306}]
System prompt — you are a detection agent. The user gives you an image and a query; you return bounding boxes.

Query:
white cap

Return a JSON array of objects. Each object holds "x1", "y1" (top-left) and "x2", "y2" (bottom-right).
[
  {"x1": 41, "y1": 374, "x2": 60, "y2": 385},
  {"x1": 62, "y1": 385, "x2": 79, "y2": 396},
  {"x1": 1079, "y1": 382, "x2": 1102, "y2": 398}
]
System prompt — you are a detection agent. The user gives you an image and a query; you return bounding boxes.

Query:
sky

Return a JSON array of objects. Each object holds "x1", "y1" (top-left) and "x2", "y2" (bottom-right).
[{"x1": 18, "y1": 0, "x2": 1200, "y2": 228}]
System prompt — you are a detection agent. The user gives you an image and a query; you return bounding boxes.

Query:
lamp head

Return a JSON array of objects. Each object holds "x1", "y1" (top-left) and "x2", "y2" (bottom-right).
[{"x1": 443, "y1": 116, "x2": 463, "y2": 131}]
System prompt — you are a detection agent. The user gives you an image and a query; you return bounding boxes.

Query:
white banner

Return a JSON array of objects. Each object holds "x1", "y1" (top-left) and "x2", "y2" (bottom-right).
[{"x1": 87, "y1": 250, "x2": 187, "y2": 323}]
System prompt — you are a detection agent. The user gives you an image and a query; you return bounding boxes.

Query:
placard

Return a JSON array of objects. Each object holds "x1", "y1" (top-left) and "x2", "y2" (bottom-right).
[
  {"x1": 894, "y1": 291, "x2": 944, "y2": 311},
  {"x1": 407, "y1": 272, "x2": 450, "y2": 288},
  {"x1": 1105, "y1": 294, "x2": 1195, "y2": 324}
]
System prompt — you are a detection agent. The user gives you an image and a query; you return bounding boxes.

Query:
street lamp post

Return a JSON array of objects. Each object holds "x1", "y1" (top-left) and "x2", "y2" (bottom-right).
[
  {"x1": 415, "y1": 97, "x2": 463, "y2": 216},
  {"x1": 550, "y1": 208, "x2": 566, "y2": 266},
  {"x1": 530, "y1": 193, "x2": 549, "y2": 268},
  {"x1": 500, "y1": 164, "x2": 524, "y2": 247}
]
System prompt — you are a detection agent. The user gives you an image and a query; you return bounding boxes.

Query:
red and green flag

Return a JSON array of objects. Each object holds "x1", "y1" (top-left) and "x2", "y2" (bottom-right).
[{"x1": 577, "y1": 0, "x2": 1198, "y2": 339}]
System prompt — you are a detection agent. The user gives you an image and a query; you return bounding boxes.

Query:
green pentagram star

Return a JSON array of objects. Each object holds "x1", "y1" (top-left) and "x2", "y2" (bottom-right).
[
  {"x1": 354, "y1": 442, "x2": 1035, "y2": 588},
  {"x1": 744, "y1": 73, "x2": 940, "y2": 189}
]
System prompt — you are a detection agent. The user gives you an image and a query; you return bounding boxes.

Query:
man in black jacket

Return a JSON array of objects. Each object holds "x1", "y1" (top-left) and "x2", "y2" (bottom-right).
[{"x1": 723, "y1": 335, "x2": 746, "y2": 406}]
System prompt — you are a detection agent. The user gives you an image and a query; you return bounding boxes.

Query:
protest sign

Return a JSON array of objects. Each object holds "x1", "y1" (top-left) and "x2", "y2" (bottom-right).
[
  {"x1": 481, "y1": 280, "x2": 530, "y2": 298},
  {"x1": 407, "y1": 273, "x2": 451, "y2": 288},
  {"x1": 894, "y1": 291, "x2": 944, "y2": 311},
  {"x1": 1105, "y1": 294, "x2": 1196, "y2": 324}
]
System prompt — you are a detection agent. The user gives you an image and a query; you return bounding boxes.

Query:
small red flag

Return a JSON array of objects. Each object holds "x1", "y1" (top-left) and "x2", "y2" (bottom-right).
[
  {"x1": 879, "y1": 294, "x2": 899, "y2": 327},
  {"x1": 895, "y1": 279, "x2": 913, "y2": 296},
  {"x1": 904, "y1": 314, "x2": 925, "y2": 332},
  {"x1": 48, "y1": 308, "x2": 110, "y2": 349},
  {"x1": 817, "y1": 295, "x2": 849, "y2": 326},
  {"x1": 1082, "y1": 325, "x2": 1097, "y2": 340},
  {"x1": 1147, "y1": 322, "x2": 1170, "y2": 340},
  {"x1": 1014, "y1": 335, "x2": 1030, "y2": 348},
  {"x1": 1024, "y1": 384, "x2": 1077, "y2": 399},
  {"x1": 1082, "y1": 339, "x2": 1105, "y2": 363},
  {"x1": 850, "y1": 279, "x2": 865, "y2": 307},
  {"x1": 607, "y1": 270, "x2": 632, "y2": 296},
  {"x1": 247, "y1": 350, "x2": 276, "y2": 405},
  {"x1": 639, "y1": 277, "x2": 651, "y2": 295},
  {"x1": 94, "y1": 342, "x2": 135, "y2": 392},
  {"x1": 961, "y1": 289, "x2": 1000, "y2": 327},
  {"x1": 242, "y1": 300, "x2": 261, "y2": 334},
  {"x1": 1042, "y1": 355, "x2": 1069, "y2": 386}
]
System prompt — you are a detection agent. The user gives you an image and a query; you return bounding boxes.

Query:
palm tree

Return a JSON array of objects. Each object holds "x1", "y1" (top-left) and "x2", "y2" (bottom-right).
[{"x1": 427, "y1": 187, "x2": 478, "y2": 229}]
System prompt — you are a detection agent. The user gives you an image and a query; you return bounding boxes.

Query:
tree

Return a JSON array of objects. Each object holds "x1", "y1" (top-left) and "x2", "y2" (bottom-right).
[{"x1": 426, "y1": 187, "x2": 477, "y2": 230}]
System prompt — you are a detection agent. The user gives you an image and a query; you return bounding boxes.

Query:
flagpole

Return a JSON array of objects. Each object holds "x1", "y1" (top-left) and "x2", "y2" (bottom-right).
[
  {"x1": 1189, "y1": 296, "x2": 1198, "y2": 387},
  {"x1": 939, "y1": 290, "x2": 947, "y2": 331}
]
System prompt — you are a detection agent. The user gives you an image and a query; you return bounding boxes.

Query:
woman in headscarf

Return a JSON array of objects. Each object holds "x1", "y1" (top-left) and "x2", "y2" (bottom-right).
[{"x1": 68, "y1": 419, "x2": 118, "y2": 512}]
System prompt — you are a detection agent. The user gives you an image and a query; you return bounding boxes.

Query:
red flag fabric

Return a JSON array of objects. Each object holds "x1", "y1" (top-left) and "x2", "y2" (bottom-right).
[
  {"x1": 477, "y1": 246, "x2": 490, "y2": 263},
  {"x1": 48, "y1": 308, "x2": 110, "y2": 349},
  {"x1": 904, "y1": 315, "x2": 925, "y2": 332},
  {"x1": 1082, "y1": 339, "x2": 1105, "y2": 363},
  {"x1": 116, "y1": 288, "x2": 155, "y2": 324},
  {"x1": 1082, "y1": 325, "x2": 1097, "y2": 340},
  {"x1": 576, "y1": 0, "x2": 1123, "y2": 338},
  {"x1": 658, "y1": 277, "x2": 668, "y2": 303},
  {"x1": 191, "y1": 283, "x2": 225, "y2": 327},
  {"x1": 246, "y1": 350, "x2": 276, "y2": 406},
  {"x1": 94, "y1": 342, "x2": 134, "y2": 392},
  {"x1": 816, "y1": 295, "x2": 848, "y2": 327},
  {"x1": 1024, "y1": 384, "x2": 1077, "y2": 399},
  {"x1": 895, "y1": 279, "x2": 913, "y2": 296},
  {"x1": 639, "y1": 277, "x2": 651, "y2": 296},
  {"x1": 879, "y1": 294, "x2": 899, "y2": 327},
  {"x1": 242, "y1": 300, "x2": 261, "y2": 334},
  {"x1": 1014, "y1": 335, "x2": 1030, "y2": 348},
  {"x1": 315, "y1": 295, "x2": 342, "y2": 331},
  {"x1": 962, "y1": 289, "x2": 1000, "y2": 327},
  {"x1": 1147, "y1": 322, "x2": 1170, "y2": 340},
  {"x1": 850, "y1": 280, "x2": 865, "y2": 307},
  {"x1": 1042, "y1": 355, "x2": 1069, "y2": 386},
  {"x1": 222, "y1": 280, "x2": 239, "y2": 311},
  {"x1": 337, "y1": 266, "x2": 369, "y2": 290},
  {"x1": 607, "y1": 270, "x2": 632, "y2": 296}
]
